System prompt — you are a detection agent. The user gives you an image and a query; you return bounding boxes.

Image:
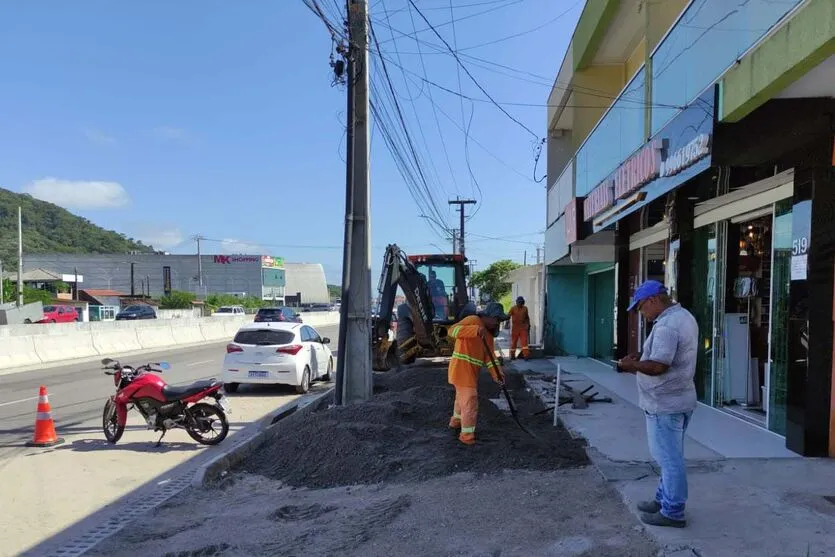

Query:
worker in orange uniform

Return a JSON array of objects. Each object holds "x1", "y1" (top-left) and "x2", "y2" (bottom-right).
[
  {"x1": 508, "y1": 296, "x2": 530, "y2": 360},
  {"x1": 447, "y1": 302, "x2": 508, "y2": 445}
]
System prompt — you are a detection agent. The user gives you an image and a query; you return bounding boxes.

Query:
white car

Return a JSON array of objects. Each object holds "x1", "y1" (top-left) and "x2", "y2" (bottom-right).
[
  {"x1": 214, "y1": 305, "x2": 245, "y2": 316},
  {"x1": 222, "y1": 322, "x2": 333, "y2": 394}
]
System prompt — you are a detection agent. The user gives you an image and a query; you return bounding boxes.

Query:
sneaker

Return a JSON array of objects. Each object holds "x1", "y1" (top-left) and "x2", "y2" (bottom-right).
[
  {"x1": 636, "y1": 500, "x2": 661, "y2": 513},
  {"x1": 640, "y1": 512, "x2": 686, "y2": 528},
  {"x1": 458, "y1": 433, "x2": 476, "y2": 445},
  {"x1": 448, "y1": 419, "x2": 461, "y2": 429}
]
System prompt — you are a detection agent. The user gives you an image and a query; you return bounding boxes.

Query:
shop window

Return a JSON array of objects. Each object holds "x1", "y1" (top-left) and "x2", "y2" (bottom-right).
[
  {"x1": 692, "y1": 224, "x2": 717, "y2": 403},
  {"x1": 575, "y1": 68, "x2": 646, "y2": 197},
  {"x1": 767, "y1": 200, "x2": 792, "y2": 435},
  {"x1": 651, "y1": 0, "x2": 803, "y2": 134}
]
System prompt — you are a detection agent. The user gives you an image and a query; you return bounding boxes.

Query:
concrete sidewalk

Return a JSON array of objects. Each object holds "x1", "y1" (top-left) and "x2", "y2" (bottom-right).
[{"x1": 512, "y1": 356, "x2": 835, "y2": 557}]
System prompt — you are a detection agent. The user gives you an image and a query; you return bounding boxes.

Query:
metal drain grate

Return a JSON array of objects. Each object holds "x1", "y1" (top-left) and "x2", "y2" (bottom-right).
[{"x1": 46, "y1": 473, "x2": 195, "y2": 556}]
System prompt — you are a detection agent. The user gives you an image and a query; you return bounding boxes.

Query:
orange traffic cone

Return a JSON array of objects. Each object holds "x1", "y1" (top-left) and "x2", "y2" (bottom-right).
[{"x1": 26, "y1": 386, "x2": 64, "y2": 447}]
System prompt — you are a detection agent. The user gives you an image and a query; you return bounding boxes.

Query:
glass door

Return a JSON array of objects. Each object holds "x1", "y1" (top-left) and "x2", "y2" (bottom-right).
[
  {"x1": 767, "y1": 199, "x2": 792, "y2": 435},
  {"x1": 692, "y1": 224, "x2": 717, "y2": 403}
]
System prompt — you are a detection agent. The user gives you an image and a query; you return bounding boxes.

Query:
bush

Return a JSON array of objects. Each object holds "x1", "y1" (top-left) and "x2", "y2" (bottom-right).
[{"x1": 159, "y1": 290, "x2": 197, "y2": 309}]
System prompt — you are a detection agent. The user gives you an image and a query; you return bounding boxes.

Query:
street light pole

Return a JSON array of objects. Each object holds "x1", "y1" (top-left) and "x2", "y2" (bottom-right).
[{"x1": 17, "y1": 206, "x2": 23, "y2": 307}]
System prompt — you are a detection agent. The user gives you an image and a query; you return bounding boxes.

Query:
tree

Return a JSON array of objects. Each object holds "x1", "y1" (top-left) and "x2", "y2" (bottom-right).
[
  {"x1": 159, "y1": 290, "x2": 197, "y2": 309},
  {"x1": 23, "y1": 286, "x2": 54, "y2": 305},
  {"x1": 327, "y1": 284, "x2": 341, "y2": 300},
  {"x1": 469, "y1": 260, "x2": 520, "y2": 302},
  {"x1": 1, "y1": 278, "x2": 15, "y2": 303}
]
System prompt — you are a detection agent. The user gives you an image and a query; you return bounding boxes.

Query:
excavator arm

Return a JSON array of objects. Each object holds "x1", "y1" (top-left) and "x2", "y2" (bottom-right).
[{"x1": 374, "y1": 244, "x2": 434, "y2": 349}]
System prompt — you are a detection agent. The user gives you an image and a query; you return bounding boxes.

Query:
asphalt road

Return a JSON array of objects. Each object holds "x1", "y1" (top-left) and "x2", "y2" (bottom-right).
[{"x1": 0, "y1": 323, "x2": 339, "y2": 557}]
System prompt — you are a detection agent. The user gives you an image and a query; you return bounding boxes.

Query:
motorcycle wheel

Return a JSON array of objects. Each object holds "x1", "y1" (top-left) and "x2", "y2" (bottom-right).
[
  {"x1": 186, "y1": 402, "x2": 229, "y2": 446},
  {"x1": 102, "y1": 400, "x2": 124, "y2": 444}
]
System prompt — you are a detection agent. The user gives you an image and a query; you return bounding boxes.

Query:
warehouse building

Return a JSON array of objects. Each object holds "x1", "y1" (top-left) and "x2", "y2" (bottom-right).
[{"x1": 22, "y1": 253, "x2": 330, "y2": 305}]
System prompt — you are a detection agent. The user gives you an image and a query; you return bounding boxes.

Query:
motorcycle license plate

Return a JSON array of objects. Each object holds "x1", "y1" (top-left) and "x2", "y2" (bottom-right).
[
  {"x1": 218, "y1": 396, "x2": 231, "y2": 414},
  {"x1": 249, "y1": 370, "x2": 268, "y2": 378}
]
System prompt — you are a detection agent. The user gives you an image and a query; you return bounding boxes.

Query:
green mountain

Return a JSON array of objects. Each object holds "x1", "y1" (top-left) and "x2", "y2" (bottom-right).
[{"x1": 0, "y1": 188, "x2": 154, "y2": 270}]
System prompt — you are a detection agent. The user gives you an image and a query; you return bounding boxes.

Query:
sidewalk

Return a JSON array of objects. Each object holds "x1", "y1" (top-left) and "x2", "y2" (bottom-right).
[{"x1": 511, "y1": 356, "x2": 835, "y2": 557}]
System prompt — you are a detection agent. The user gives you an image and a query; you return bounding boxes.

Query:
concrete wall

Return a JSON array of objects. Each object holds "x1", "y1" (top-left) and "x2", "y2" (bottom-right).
[
  {"x1": 508, "y1": 265, "x2": 544, "y2": 345},
  {"x1": 0, "y1": 312, "x2": 340, "y2": 372}
]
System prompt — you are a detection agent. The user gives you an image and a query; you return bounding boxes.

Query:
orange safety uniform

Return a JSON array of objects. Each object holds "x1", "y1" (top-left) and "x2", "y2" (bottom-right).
[
  {"x1": 507, "y1": 304, "x2": 530, "y2": 360},
  {"x1": 446, "y1": 315, "x2": 502, "y2": 445}
]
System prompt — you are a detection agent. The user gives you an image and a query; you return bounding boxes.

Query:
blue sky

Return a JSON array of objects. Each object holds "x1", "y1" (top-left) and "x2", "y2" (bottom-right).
[{"x1": 0, "y1": 0, "x2": 581, "y2": 283}]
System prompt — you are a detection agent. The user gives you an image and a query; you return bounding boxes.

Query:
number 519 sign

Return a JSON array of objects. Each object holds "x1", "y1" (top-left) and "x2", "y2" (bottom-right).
[{"x1": 791, "y1": 200, "x2": 811, "y2": 281}]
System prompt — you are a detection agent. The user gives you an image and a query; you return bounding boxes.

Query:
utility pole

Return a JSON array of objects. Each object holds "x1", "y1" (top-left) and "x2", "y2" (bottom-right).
[
  {"x1": 448, "y1": 198, "x2": 476, "y2": 256},
  {"x1": 193, "y1": 235, "x2": 205, "y2": 290},
  {"x1": 524, "y1": 250, "x2": 527, "y2": 265},
  {"x1": 0, "y1": 258, "x2": 4, "y2": 305},
  {"x1": 451, "y1": 229, "x2": 458, "y2": 254},
  {"x1": 338, "y1": 0, "x2": 372, "y2": 405},
  {"x1": 17, "y1": 206, "x2": 23, "y2": 307}
]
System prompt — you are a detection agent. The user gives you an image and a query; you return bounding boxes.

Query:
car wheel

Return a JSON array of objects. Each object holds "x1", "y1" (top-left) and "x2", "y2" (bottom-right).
[
  {"x1": 322, "y1": 358, "x2": 333, "y2": 382},
  {"x1": 296, "y1": 366, "x2": 311, "y2": 394},
  {"x1": 50, "y1": 319, "x2": 56, "y2": 324},
  {"x1": 223, "y1": 382, "x2": 239, "y2": 393}
]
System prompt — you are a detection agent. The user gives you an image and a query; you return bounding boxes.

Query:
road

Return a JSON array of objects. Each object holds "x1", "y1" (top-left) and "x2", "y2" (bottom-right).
[{"x1": 0, "y1": 324, "x2": 339, "y2": 557}]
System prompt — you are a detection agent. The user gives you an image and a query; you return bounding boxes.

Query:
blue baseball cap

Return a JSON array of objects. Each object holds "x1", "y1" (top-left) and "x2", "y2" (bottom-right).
[{"x1": 628, "y1": 280, "x2": 667, "y2": 312}]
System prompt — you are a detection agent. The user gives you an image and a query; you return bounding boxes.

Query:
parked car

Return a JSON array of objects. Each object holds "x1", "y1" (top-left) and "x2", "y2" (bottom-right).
[
  {"x1": 222, "y1": 322, "x2": 333, "y2": 394},
  {"x1": 37, "y1": 305, "x2": 79, "y2": 323},
  {"x1": 213, "y1": 305, "x2": 245, "y2": 316},
  {"x1": 254, "y1": 307, "x2": 302, "y2": 323},
  {"x1": 115, "y1": 305, "x2": 157, "y2": 320}
]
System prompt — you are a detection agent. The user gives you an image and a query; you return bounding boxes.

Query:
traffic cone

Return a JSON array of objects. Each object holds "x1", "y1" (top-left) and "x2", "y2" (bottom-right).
[{"x1": 26, "y1": 386, "x2": 64, "y2": 447}]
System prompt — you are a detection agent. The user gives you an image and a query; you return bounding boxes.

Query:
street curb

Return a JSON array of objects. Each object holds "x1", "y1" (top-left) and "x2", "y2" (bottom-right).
[{"x1": 191, "y1": 387, "x2": 334, "y2": 488}]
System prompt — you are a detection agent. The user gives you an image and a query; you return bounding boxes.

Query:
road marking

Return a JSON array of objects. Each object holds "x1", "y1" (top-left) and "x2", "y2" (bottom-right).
[
  {"x1": 186, "y1": 360, "x2": 215, "y2": 368},
  {"x1": 0, "y1": 396, "x2": 38, "y2": 408}
]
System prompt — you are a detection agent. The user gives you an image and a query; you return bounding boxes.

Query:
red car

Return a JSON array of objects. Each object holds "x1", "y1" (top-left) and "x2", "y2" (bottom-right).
[{"x1": 38, "y1": 305, "x2": 80, "y2": 323}]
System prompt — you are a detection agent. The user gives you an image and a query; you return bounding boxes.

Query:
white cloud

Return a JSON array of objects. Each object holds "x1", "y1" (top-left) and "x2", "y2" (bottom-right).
[
  {"x1": 22, "y1": 178, "x2": 130, "y2": 210},
  {"x1": 153, "y1": 126, "x2": 190, "y2": 141},
  {"x1": 218, "y1": 238, "x2": 263, "y2": 254},
  {"x1": 84, "y1": 128, "x2": 116, "y2": 145},
  {"x1": 132, "y1": 227, "x2": 185, "y2": 250}
]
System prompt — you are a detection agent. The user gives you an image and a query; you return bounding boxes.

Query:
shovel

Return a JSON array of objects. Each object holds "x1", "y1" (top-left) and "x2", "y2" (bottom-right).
[{"x1": 480, "y1": 335, "x2": 539, "y2": 440}]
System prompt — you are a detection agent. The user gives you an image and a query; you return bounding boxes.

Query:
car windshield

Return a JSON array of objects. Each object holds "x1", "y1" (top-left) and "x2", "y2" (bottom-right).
[
  {"x1": 217, "y1": 307, "x2": 234, "y2": 313},
  {"x1": 43, "y1": 306, "x2": 56, "y2": 312},
  {"x1": 234, "y1": 329, "x2": 294, "y2": 346},
  {"x1": 124, "y1": 306, "x2": 143, "y2": 312},
  {"x1": 258, "y1": 308, "x2": 281, "y2": 316}
]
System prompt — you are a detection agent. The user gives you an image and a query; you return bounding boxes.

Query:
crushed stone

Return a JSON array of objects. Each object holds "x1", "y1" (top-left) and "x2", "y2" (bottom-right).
[{"x1": 241, "y1": 365, "x2": 588, "y2": 488}]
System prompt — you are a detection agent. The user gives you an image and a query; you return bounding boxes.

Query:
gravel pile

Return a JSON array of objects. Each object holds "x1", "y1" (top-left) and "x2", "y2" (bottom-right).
[{"x1": 242, "y1": 365, "x2": 588, "y2": 488}]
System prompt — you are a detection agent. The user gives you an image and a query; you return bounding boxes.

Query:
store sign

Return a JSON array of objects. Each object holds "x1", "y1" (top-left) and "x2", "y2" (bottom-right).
[
  {"x1": 583, "y1": 180, "x2": 614, "y2": 222},
  {"x1": 791, "y1": 200, "x2": 811, "y2": 281},
  {"x1": 564, "y1": 198, "x2": 582, "y2": 244},
  {"x1": 615, "y1": 140, "x2": 663, "y2": 199},
  {"x1": 261, "y1": 255, "x2": 285, "y2": 268},
  {"x1": 162, "y1": 266, "x2": 172, "y2": 296},
  {"x1": 213, "y1": 255, "x2": 260, "y2": 264},
  {"x1": 660, "y1": 134, "x2": 711, "y2": 178}
]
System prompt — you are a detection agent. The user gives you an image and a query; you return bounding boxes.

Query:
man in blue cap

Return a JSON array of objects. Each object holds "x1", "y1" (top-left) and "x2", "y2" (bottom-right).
[{"x1": 616, "y1": 280, "x2": 698, "y2": 528}]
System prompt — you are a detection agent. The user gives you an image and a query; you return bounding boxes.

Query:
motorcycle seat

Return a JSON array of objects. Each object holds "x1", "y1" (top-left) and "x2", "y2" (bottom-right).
[{"x1": 162, "y1": 379, "x2": 219, "y2": 401}]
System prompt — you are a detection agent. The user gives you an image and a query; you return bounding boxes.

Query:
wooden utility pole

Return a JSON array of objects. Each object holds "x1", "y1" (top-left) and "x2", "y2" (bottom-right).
[{"x1": 448, "y1": 198, "x2": 476, "y2": 256}]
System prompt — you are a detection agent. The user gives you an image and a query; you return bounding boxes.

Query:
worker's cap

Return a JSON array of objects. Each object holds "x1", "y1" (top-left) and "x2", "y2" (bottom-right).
[
  {"x1": 478, "y1": 302, "x2": 508, "y2": 321},
  {"x1": 628, "y1": 280, "x2": 667, "y2": 312},
  {"x1": 516, "y1": 296, "x2": 525, "y2": 304}
]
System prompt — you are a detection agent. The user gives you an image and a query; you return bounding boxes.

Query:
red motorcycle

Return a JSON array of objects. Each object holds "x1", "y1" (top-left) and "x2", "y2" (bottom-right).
[{"x1": 101, "y1": 358, "x2": 231, "y2": 446}]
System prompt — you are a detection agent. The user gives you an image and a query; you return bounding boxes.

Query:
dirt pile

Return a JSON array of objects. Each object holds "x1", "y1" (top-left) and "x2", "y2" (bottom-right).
[{"x1": 242, "y1": 365, "x2": 588, "y2": 488}]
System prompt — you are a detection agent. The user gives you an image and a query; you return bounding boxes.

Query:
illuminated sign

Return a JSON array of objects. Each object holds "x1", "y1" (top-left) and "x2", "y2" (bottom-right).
[
  {"x1": 615, "y1": 140, "x2": 663, "y2": 199},
  {"x1": 213, "y1": 255, "x2": 260, "y2": 264},
  {"x1": 564, "y1": 198, "x2": 581, "y2": 244},
  {"x1": 660, "y1": 134, "x2": 711, "y2": 178},
  {"x1": 583, "y1": 180, "x2": 614, "y2": 222},
  {"x1": 261, "y1": 255, "x2": 285, "y2": 268}
]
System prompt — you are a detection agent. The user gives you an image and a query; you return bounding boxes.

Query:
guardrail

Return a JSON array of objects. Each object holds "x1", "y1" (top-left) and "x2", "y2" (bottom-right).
[{"x1": 0, "y1": 312, "x2": 340, "y2": 372}]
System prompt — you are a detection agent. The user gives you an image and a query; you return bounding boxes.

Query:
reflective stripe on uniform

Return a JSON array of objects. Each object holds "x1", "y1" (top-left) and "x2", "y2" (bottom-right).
[
  {"x1": 450, "y1": 326, "x2": 462, "y2": 339},
  {"x1": 452, "y1": 412, "x2": 461, "y2": 419},
  {"x1": 485, "y1": 359, "x2": 498, "y2": 369},
  {"x1": 460, "y1": 426, "x2": 475, "y2": 434},
  {"x1": 451, "y1": 352, "x2": 483, "y2": 367}
]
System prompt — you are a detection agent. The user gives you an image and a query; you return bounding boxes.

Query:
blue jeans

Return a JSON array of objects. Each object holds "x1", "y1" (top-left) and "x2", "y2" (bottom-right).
[{"x1": 645, "y1": 411, "x2": 692, "y2": 521}]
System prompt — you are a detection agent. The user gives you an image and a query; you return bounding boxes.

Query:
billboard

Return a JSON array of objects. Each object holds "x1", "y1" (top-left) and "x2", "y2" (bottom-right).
[
  {"x1": 261, "y1": 255, "x2": 285, "y2": 268},
  {"x1": 213, "y1": 255, "x2": 260, "y2": 264}
]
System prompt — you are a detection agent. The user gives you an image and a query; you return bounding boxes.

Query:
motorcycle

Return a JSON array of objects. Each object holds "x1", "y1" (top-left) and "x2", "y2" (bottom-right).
[{"x1": 100, "y1": 358, "x2": 231, "y2": 446}]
